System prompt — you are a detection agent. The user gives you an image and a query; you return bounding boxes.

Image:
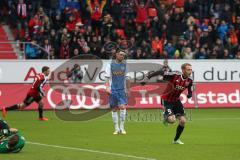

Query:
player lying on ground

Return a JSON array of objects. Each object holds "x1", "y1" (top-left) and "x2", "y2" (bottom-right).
[
  {"x1": 2, "y1": 66, "x2": 50, "y2": 121},
  {"x1": 105, "y1": 50, "x2": 130, "y2": 135},
  {"x1": 0, "y1": 119, "x2": 25, "y2": 153},
  {"x1": 142, "y1": 63, "x2": 193, "y2": 144}
]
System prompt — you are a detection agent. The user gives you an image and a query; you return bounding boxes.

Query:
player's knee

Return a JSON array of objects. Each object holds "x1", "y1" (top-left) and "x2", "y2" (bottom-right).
[
  {"x1": 38, "y1": 102, "x2": 44, "y2": 108},
  {"x1": 167, "y1": 116, "x2": 176, "y2": 123},
  {"x1": 112, "y1": 107, "x2": 118, "y2": 112},
  {"x1": 119, "y1": 105, "x2": 126, "y2": 110},
  {"x1": 179, "y1": 117, "x2": 186, "y2": 126}
]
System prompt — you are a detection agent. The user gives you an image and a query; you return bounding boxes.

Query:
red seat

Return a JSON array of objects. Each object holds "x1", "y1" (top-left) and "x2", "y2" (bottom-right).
[{"x1": 0, "y1": 26, "x2": 17, "y2": 59}]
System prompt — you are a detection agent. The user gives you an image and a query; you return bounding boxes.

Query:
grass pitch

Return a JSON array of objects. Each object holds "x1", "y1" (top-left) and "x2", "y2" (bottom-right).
[{"x1": 1, "y1": 109, "x2": 240, "y2": 160}]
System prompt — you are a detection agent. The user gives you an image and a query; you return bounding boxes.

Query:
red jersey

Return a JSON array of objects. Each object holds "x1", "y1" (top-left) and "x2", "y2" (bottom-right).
[
  {"x1": 27, "y1": 73, "x2": 47, "y2": 98},
  {"x1": 161, "y1": 72, "x2": 193, "y2": 102}
]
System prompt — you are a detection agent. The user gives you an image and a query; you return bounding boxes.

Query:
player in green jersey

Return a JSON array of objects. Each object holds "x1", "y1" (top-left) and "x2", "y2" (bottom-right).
[{"x1": 0, "y1": 119, "x2": 25, "y2": 153}]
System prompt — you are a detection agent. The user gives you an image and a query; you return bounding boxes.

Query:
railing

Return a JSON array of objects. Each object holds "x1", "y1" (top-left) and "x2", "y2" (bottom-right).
[{"x1": 0, "y1": 41, "x2": 49, "y2": 59}]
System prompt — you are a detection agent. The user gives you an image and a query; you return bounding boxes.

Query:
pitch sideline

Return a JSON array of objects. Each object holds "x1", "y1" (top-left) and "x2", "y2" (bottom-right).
[{"x1": 27, "y1": 141, "x2": 156, "y2": 160}]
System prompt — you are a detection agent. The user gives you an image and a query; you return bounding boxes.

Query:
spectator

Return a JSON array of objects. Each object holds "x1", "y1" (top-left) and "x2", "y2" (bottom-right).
[
  {"x1": 25, "y1": 40, "x2": 40, "y2": 59},
  {"x1": 60, "y1": 38, "x2": 70, "y2": 59},
  {"x1": 49, "y1": 29, "x2": 60, "y2": 54},
  {"x1": 133, "y1": 48, "x2": 143, "y2": 59},
  {"x1": 217, "y1": 20, "x2": 229, "y2": 43},
  {"x1": 71, "y1": 48, "x2": 80, "y2": 58},
  {"x1": 42, "y1": 15, "x2": 51, "y2": 36},
  {"x1": 67, "y1": 64, "x2": 83, "y2": 83},
  {"x1": 89, "y1": 35, "x2": 101, "y2": 57},
  {"x1": 28, "y1": 14, "x2": 42, "y2": 37},
  {"x1": 157, "y1": 59, "x2": 172, "y2": 82},
  {"x1": 41, "y1": 0, "x2": 58, "y2": 17},
  {"x1": 134, "y1": 0, "x2": 150, "y2": 24},
  {"x1": 182, "y1": 47, "x2": 195, "y2": 59},
  {"x1": 87, "y1": 0, "x2": 107, "y2": 33},
  {"x1": 65, "y1": 10, "x2": 81, "y2": 32},
  {"x1": 140, "y1": 40, "x2": 151, "y2": 58},
  {"x1": 184, "y1": 0, "x2": 198, "y2": 16},
  {"x1": 124, "y1": 19, "x2": 136, "y2": 38},
  {"x1": 184, "y1": 25, "x2": 197, "y2": 43},
  {"x1": 77, "y1": 37, "x2": 90, "y2": 54},
  {"x1": 49, "y1": 48, "x2": 55, "y2": 59},
  {"x1": 151, "y1": 36, "x2": 163, "y2": 58},
  {"x1": 195, "y1": 47, "x2": 208, "y2": 59},
  {"x1": 101, "y1": 14, "x2": 115, "y2": 38},
  {"x1": 108, "y1": 0, "x2": 122, "y2": 25},
  {"x1": 84, "y1": 25, "x2": 92, "y2": 43},
  {"x1": 121, "y1": 0, "x2": 135, "y2": 20},
  {"x1": 42, "y1": 38, "x2": 52, "y2": 59},
  {"x1": 164, "y1": 42, "x2": 176, "y2": 59},
  {"x1": 16, "y1": 0, "x2": 29, "y2": 39},
  {"x1": 236, "y1": 50, "x2": 240, "y2": 59},
  {"x1": 134, "y1": 24, "x2": 148, "y2": 46},
  {"x1": 222, "y1": 49, "x2": 234, "y2": 59},
  {"x1": 61, "y1": 28, "x2": 71, "y2": 43},
  {"x1": 52, "y1": 13, "x2": 64, "y2": 31},
  {"x1": 168, "y1": 7, "x2": 186, "y2": 45}
]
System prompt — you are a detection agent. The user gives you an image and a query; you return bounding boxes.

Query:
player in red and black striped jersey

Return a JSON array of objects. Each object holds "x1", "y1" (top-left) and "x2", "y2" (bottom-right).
[
  {"x1": 2, "y1": 66, "x2": 50, "y2": 121},
  {"x1": 142, "y1": 63, "x2": 193, "y2": 144}
]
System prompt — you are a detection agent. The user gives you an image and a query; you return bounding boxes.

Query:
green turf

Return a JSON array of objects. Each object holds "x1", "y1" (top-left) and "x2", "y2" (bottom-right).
[{"x1": 1, "y1": 109, "x2": 240, "y2": 160}]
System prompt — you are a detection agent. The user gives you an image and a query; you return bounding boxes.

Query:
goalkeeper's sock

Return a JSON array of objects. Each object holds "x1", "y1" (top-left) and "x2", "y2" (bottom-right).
[
  {"x1": 112, "y1": 111, "x2": 119, "y2": 131},
  {"x1": 120, "y1": 109, "x2": 126, "y2": 131},
  {"x1": 6, "y1": 104, "x2": 19, "y2": 111},
  {"x1": 38, "y1": 107, "x2": 43, "y2": 118},
  {"x1": 174, "y1": 125, "x2": 184, "y2": 141}
]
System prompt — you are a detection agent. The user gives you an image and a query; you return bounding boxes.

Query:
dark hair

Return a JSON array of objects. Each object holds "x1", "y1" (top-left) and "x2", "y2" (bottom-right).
[
  {"x1": 8, "y1": 134, "x2": 19, "y2": 149},
  {"x1": 42, "y1": 66, "x2": 49, "y2": 73}
]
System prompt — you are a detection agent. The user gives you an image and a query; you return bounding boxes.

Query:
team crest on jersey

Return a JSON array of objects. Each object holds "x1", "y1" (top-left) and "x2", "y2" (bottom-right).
[
  {"x1": 185, "y1": 82, "x2": 190, "y2": 86},
  {"x1": 121, "y1": 66, "x2": 125, "y2": 70}
]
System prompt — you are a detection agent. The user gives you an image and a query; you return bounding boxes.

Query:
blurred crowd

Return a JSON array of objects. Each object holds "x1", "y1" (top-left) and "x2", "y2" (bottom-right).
[{"x1": 0, "y1": 0, "x2": 240, "y2": 59}]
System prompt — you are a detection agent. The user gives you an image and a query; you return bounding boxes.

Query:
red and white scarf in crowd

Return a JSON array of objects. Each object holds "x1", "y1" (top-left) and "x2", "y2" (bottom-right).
[{"x1": 17, "y1": 3, "x2": 27, "y2": 18}]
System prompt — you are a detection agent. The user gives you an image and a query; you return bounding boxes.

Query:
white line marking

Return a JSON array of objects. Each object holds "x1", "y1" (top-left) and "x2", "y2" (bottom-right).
[
  {"x1": 98, "y1": 117, "x2": 240, "y2": 123},
  {"x1": 27, "y1": 141, "x2": 156, "y2": 160},
  {"x1": 193, "y1": 117, "x2": 240, "y2": 121}
]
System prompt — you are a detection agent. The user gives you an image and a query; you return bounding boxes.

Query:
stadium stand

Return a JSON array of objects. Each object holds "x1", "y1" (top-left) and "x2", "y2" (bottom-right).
[
  {"x1": 0, "y1": 26, "x2": 17, "y2": 59},
  {"x1": 0, "y1": 0, "x2": 240, "y2": 59}
]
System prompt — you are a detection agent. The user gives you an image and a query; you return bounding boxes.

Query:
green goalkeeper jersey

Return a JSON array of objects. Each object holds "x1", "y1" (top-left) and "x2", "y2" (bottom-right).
[{"x1": 0, "y1": 132, "x2": 25, "y2": 153}]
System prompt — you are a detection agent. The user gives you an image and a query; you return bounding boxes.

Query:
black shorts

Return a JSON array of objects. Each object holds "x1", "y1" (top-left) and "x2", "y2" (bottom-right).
[
  {"x1": 23, "y1": 95, "x2": 42, "y2": 106},
  {"x1": 162, "y1": 100, "x2": 185, "y2": 118}
]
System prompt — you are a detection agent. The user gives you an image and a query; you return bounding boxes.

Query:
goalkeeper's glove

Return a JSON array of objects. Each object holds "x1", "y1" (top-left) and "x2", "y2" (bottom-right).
[{"x1": 0, "y1": 129, "x2": 9, "y2": 136}]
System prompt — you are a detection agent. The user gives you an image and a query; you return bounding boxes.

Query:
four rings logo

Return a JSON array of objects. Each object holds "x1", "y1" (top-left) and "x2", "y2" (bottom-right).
[{"x1": 47, "y1": 84, "x2": 108, "y2": 110}]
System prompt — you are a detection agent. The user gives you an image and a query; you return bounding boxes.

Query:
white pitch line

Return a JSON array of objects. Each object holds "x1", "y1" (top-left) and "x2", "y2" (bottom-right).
[
  {"x1": 193, "y1": 117, "x2": 240, "y2": 121},
  {"x1": 27, "y1": 141, "x2": 156, "y2": 160}
]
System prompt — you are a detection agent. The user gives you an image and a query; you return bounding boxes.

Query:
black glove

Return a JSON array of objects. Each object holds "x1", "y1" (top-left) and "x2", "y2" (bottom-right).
[{"x1": 140, "y1": 77, "x2": 149, "y2": 86}]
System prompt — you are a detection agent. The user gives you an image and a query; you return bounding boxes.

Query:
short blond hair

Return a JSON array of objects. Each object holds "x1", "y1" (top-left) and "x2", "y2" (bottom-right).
[{"x1": 181, "y1": 63, "x2": 192, "y2": 70}]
